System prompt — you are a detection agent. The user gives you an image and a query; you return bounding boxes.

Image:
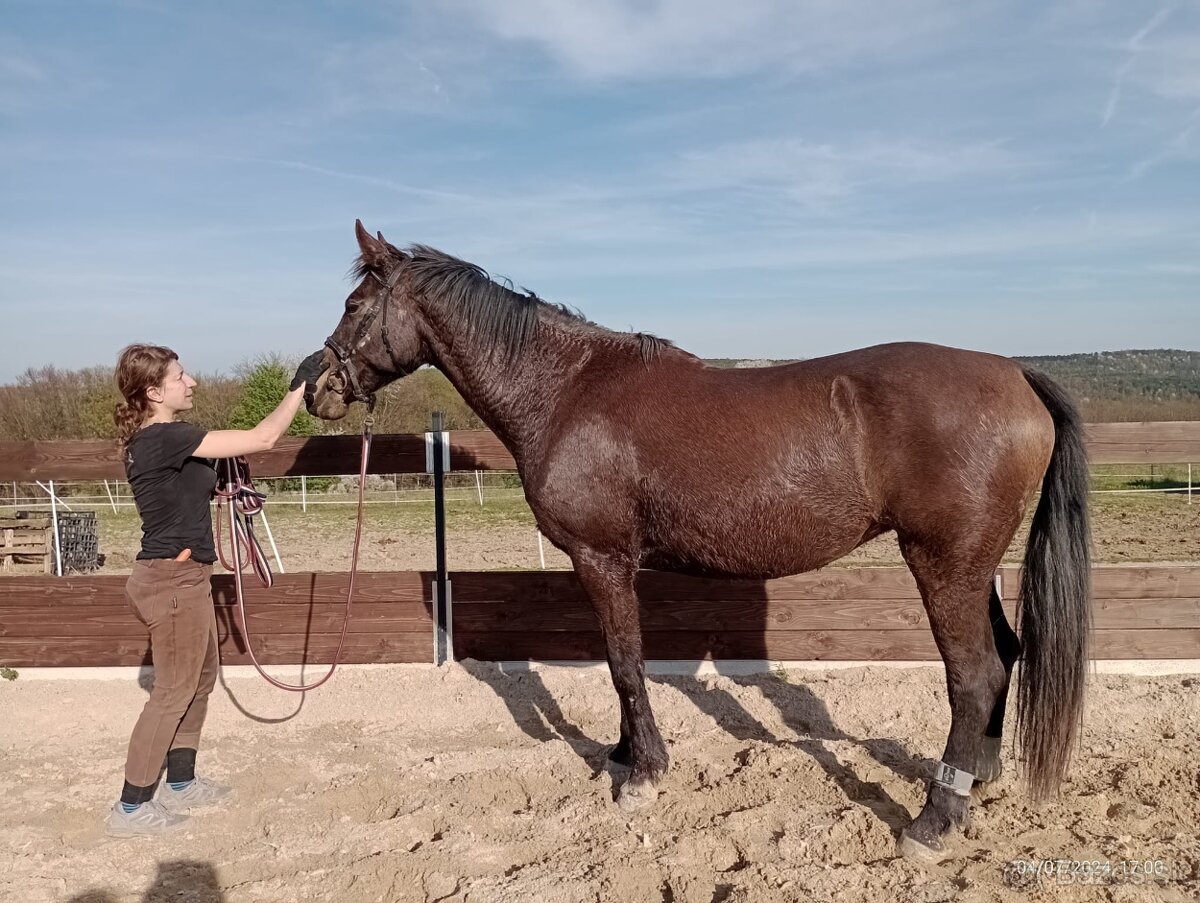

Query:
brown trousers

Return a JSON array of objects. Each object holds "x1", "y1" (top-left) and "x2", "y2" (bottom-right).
[{"x1": 123, "y1": 559, "x2": 219, "y2": 788}]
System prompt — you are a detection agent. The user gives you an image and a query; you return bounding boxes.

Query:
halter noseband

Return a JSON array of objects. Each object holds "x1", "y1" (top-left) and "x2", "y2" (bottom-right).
[{"x1": 324, "y1": 263, "x2": 408, "y2": 407}]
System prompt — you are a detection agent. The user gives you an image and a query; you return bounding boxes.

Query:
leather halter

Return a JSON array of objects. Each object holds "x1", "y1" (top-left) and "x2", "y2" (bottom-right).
[{"x1": 324, "y1": 263, "x2": 409, "y2": 407}]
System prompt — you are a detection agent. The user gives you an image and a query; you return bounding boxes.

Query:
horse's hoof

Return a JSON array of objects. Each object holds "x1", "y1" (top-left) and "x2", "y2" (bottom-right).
[
  {"x1": 617, "y1": 779, "x2": 658, "y2": 813},
  {"x1": 897, "y1": 828, "x2": 948, "y2": 863}
]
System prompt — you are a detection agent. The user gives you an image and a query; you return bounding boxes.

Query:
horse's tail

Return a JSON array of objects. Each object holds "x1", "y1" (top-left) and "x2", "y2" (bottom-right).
[{"x1": 1016, "y1": 368, "x2": 1092, "y2": 800}]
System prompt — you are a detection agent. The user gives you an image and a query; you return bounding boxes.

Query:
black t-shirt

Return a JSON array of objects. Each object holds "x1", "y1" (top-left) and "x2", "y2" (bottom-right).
[{"x1": 125, "y1": 422, "x2": 217, "y2": 563}]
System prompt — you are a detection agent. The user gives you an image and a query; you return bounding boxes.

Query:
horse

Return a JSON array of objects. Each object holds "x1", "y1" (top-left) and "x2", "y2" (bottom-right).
[{"x1": 307, "y1": 220, "x2": 1091, "y2": 860}]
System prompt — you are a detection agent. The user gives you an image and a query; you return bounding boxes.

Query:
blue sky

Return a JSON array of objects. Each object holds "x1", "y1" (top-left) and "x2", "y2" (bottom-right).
[{"x1": 2, "y1": 1, "x2": 1198, "y2": 381}]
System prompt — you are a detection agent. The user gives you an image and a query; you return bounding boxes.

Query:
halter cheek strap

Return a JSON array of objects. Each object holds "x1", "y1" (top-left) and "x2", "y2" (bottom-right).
[
  {"x1": 324, "y1": 336, "x2": 371, "y2": 405},
  {"x1": 324, "y1": 263, "x2": 409, "y2": 407}
]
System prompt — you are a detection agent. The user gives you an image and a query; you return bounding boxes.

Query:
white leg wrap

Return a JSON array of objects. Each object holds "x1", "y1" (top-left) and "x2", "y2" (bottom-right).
[{"x1": 932, "y1": 760, "x2": 974, "y2": 796}]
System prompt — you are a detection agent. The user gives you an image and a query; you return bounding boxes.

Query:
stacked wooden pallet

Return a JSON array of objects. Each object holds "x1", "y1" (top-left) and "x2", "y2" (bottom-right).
[{"x1": 0, "y1": 515, "x2": 51, "y2": 574}]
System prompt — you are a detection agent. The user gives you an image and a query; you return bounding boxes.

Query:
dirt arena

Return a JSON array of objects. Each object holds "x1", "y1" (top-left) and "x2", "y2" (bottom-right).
[
  {"x1": 2, "y1": 494, "x2": 1198, "y2": 901},
  {"x1": 1, "y1": 661, "x2": 1197, "y2": 902}
]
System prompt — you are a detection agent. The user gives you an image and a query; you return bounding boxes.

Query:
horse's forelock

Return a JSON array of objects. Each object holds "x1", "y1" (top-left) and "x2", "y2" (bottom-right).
[
  {"x1": 348, "y1": 245, "x2": 408, "y2": 283},
  {"x1": 348, "y1": 256, "x2": 375, "y2": 282}
]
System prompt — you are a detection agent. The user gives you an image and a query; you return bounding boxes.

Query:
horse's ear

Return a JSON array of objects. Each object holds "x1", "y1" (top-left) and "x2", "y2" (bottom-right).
[
  {"x1": 355, "y1": 219, "x2": 388, "y2": 269},
  {"x1": 376, "y1": 229, "x2": 408, "y2": 260}
]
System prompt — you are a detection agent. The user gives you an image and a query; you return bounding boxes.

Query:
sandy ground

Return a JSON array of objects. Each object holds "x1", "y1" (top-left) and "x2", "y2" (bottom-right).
[
  {"x1": 1, "y1": 663, "x2": 1197, "y2": 903},
  {"x1": 3, "y1": 495, "x2": 1197, "y2": 901}
]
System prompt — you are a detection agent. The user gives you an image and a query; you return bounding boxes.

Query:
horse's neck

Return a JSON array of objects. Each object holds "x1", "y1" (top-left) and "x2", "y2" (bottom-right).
[{"x1": 422, "y1": 311, "x2": 582, "y2": 461}]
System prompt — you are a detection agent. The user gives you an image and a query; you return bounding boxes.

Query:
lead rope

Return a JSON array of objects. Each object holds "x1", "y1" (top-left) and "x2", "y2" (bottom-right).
[
  {"x1": 215, "y1": 458, "x2": 272, "y2": 586},
  {"x1": 216, "y1": 411, "x2": 375, "y2": 691}
]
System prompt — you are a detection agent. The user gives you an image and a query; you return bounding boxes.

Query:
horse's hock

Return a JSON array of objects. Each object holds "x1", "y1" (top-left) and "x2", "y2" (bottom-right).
[{"x1": 0, "y1": 513, "x2": 52, "y2": 573}]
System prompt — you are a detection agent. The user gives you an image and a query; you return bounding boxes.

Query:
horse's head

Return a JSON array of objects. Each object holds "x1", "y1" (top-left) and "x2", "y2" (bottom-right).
[{"x1": 308, "y1": 220, "x2": 426, "y2": 420}]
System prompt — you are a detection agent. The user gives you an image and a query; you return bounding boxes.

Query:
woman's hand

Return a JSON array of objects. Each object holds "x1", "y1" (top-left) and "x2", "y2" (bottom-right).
[
  {"x1": 291, "y1": 349, "x2": 330, "y2": 393},
  {"x1": 195, "y1": 350, "x2": 329, "y2": 459}
]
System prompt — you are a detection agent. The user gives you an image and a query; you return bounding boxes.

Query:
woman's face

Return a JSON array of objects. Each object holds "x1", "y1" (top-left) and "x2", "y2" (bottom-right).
[{"x1": 154, "y1": 360, "x2": 197, "y2": 413}]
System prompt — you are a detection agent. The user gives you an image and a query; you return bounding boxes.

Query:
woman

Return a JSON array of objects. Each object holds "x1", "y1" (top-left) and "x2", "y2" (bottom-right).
[{"x1": 106, "y1": 344, "x2": 327, "y2": 837}]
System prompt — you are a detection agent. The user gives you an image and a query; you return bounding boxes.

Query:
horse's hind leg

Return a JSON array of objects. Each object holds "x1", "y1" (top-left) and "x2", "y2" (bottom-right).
[
  {"x1": 571, "y1": 550, "x2": 669, "y2": 811},
  {"x1": 978, "y1": 584, "x2": 1022, "y2": 784},
  {"x1": 897, "y1": 540, "x2": 1009, "y2": 860}
]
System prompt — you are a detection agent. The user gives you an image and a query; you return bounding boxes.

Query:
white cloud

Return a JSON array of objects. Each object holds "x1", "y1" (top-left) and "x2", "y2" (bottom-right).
[
  {"x1": 0, "y1": 55, "x2": 46, "y2": 81},
  {"x1": 1130, "y1": 31, "x2": 1200, "y2": 101},
  {"x1": 0, "y1": 36, "x2": 111, "y2": 116},
  {"x1": 1101, "y1": 6, "x2": 1173, "y2": 125},
  {"x1": 452, "y1": 0, "x2": 973, "y2": 80},
  {"x1": 670, "y1": 137, "x2": 1028, "y2": 207},
  {"x1": 317, "y1": 40, "x2": 457, "y2": 115},
  {"x1": 237, "y1": 158, "x2": 480, "y2": 204},
  {"x1": 1130, "y1": 113, "x2": 1200, "y2": 178},
  {"x1": 1101, "y1": 5, "x2": 1200, "y2": 127},
  {"x1": 0, "y1": 48, "x2": 50, "y2": 112}
]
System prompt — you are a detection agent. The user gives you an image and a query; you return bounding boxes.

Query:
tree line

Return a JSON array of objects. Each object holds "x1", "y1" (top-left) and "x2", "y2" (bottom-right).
[
  {"x1": 0, "y1": 358, "x2": 484, "y2": 442},
  {"x1": 1, "y1": 350, "x2": 1197, "y2": 442}
]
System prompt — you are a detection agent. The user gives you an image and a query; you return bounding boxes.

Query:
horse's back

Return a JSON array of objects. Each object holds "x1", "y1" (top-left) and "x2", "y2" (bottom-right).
[
  {"x1": 637, "y1": 341, "x2": 1051, "y2": 453},
  {"x1": 534, "y1": 341, "x2": 1055, "y2": 577}
]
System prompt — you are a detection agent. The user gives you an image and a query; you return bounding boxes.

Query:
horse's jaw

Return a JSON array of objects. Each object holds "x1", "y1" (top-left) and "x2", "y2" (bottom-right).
[{"x1": 308, "y1": 396, "x2": 349, "y2": 421}]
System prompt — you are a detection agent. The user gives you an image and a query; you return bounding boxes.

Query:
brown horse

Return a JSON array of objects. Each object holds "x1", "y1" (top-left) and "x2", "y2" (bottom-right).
[{"x1": 308, "y1": 221, "x2": 1091, "y2": 860}]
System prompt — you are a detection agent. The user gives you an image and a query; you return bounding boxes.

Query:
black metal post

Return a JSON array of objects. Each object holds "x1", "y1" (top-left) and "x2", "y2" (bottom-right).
[{"x1": 430, "y1": 411, "x2": 451, "y2": 664}]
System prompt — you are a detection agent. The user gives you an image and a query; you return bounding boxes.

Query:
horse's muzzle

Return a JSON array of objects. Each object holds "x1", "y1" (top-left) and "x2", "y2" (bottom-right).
[{"x1": 307, "y1": 369, "x2": 351, "y2": 420}]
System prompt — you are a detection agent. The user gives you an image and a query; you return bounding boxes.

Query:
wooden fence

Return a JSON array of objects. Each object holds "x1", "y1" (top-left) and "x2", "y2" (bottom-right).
[
  {"x1": 1, "y1": 565, "x2": 1197, "y2": 667},
  {"x1": 0, "y1": 572, "x2": 433, "y2": 667},
  {"x1": 0, "y1": 423, "x2": 1198, "y2": 668}
]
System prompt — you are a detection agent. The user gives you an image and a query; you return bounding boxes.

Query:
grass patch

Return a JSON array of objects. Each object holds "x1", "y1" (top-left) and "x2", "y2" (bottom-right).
[{"x1": 69, "y1": 479, "x2": 1200, "y2": 572}]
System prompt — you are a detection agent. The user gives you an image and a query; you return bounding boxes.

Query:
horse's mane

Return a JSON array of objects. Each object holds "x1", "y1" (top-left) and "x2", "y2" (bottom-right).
[{"x1": 353, "y1": 245, "x2": 671, "y2": 364}]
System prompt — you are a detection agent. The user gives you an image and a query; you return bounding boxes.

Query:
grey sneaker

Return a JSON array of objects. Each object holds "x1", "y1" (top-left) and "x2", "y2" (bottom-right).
[
  {"x1": 105, "y1": 800, "x2": 190, "y2": 837},
  {"x1": 158, "y1": 776, "x2": 233, "y2": 812}
]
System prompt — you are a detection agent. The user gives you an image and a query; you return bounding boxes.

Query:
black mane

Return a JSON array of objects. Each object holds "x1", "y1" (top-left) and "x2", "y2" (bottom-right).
[{"x1": 353, "y1": 245, "x2": 670, "y2": 363}]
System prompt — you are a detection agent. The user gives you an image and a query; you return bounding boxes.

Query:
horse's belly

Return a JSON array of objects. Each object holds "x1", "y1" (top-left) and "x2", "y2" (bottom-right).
[{"x1": 641, "y1": 497, "x2": 873, "y2": 579}]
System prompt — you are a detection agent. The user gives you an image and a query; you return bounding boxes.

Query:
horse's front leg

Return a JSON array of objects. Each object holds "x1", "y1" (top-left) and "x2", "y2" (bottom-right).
[{"x1": 572, "y1": 550, "x2": 668, "y2": 811}]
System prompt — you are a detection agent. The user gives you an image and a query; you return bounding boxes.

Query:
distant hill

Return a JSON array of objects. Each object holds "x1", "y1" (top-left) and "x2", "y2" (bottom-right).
[
  {"x1": 1015, "y1": 350, "x2": 1200, "y2": 421},
  {"x1": 1014, "y1": 350, "x2": 1200, "y2": 400},
  {"x1": 703, "y1": 350, "x2": 1200, "y2": 421}
]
